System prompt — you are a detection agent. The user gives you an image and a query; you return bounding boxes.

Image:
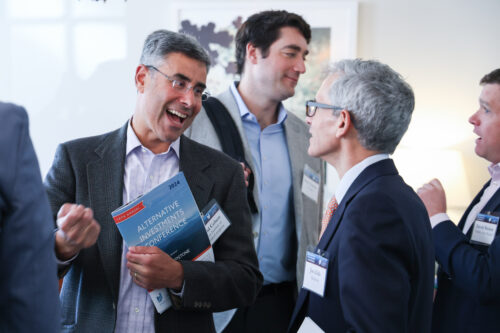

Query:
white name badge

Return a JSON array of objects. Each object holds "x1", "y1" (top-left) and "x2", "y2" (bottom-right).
[
  {"x1": 470, "y1": 213, "x2": 499, "y2": 246},
  {"x1": 201, "y1": 199, "x2": 231, "y2": 245},
  {"x1": 149, "y1": 288, "x2": 171, "y2": 314},
  {"x1": 303, "y1": 249, "x2": 329, "y2": 297},
  {"x1": 301, "y1": 164, "x2": 320, "y2": 203},
  {"x1": 298, "y1": 317, "x2": 325, "y2": 333}
]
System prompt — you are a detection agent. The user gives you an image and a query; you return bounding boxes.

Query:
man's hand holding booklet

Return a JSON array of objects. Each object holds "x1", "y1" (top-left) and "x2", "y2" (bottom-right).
[{"x1": 111, "y1": 172, "x2": 231, "y2": 313}]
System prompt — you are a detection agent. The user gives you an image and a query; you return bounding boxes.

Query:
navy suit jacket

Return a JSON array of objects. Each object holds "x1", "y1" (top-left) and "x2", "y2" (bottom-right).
[
  {"x1": 44, "y1": 123, "x2": 262, "y2": 333},
  {"x1": 288, "y1": 159, "x2": 434, "y2": 333},
  {"x1": 432, "y1": 181, "x2": 500, "y2": 332},
  {"x1": 0, "y1": 103, "x2": 60, "y2": 332}
]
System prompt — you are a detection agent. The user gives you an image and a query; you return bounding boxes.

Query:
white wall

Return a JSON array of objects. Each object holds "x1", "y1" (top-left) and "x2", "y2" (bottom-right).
[
  {"x1": 355, "y1": 0, "x2": 499, "y2": 219},
  {"x1": 0, "y1": 0, "x2": 498, "y2": 220}
]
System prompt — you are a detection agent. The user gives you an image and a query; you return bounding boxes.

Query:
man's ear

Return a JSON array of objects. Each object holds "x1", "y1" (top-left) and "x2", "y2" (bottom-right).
[
  {"x1": 135, "y1": 65, "x2": 148, "y2": 93},
  {"x1": 246, "y1": 43, "x2": 259, "y2": 65},
  {"x1": 335, "y1": 110, "x2": 353, "y2": 138}
]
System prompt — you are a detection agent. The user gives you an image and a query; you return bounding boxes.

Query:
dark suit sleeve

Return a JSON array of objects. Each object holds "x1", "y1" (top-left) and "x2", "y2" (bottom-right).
[
  {"x1": 0, "y1": 105, "x2": 60, "y2": 332},
  {"x1": 433, "y1": 220, "x2": 500, "y2": 303},
  {"x1": 337, "y1": 193, "x2": 413, "y2": 333},
  {"x1": 176, "y1": 162, "x2": 262, "y2": 312},
  {"x1": 44, "y1": 143, "x2": 77, "y2": 221}
]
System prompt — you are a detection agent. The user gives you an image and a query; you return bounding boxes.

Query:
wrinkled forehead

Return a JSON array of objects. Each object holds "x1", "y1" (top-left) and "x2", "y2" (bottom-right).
[{"x1": 159, "y1": 52, "x2": 207, "y2": 84}]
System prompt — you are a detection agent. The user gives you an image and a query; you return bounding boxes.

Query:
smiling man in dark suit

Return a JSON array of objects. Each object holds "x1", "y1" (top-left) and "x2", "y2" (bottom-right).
[
  {"x1": 288, "y1": 59, "x2": 434, "y2": 333},
  {"x1": 418, "y1": 68, "x2": 500, "y2": 333},
  {"x1": 45, "y1": 30, "x2": 261, "y2": 333}
]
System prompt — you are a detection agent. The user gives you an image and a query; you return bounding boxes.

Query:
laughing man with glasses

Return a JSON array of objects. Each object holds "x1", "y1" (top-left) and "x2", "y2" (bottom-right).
[{"x1": 45, "y1": 30, "x2": 262, "y2": 333}]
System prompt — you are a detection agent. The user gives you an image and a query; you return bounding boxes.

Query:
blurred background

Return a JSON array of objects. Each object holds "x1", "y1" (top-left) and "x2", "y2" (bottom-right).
[{"x1": 0, "y1": 0, "x2": 498, "y2": 221}]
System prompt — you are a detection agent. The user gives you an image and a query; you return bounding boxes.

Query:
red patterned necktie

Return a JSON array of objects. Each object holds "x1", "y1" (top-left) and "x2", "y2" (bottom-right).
[{"x1": 319, "y1": 196, "x2": 338, "y2": 239}]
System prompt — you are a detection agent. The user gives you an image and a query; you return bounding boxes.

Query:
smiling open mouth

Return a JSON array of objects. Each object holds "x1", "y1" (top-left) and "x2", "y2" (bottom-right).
[{"x1": 167, "y1": 109, "x2": 187, "y2": 124}]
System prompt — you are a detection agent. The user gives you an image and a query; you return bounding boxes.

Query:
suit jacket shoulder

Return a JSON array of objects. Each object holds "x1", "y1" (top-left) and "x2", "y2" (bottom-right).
[{"x1": 0, "y1": 102, "x2": 60, "y2": 333}]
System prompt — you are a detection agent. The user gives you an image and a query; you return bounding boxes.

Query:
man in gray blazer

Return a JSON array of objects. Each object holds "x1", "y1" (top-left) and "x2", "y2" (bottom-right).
[
  {"x1": 0, "y1": 102, "x2": 60, "y2": 333},
  {"x1": 45, "y1": 30, "x2": 261, "y2": 333},
  {"x1": 185, "y1": 10, "x2": 324, "y2": 333}
]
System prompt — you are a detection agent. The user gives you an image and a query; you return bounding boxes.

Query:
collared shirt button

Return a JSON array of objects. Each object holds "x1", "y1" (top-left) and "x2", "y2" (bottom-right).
[{"x1": 135, "y1": 307, "x2": 140, "y2": 313}]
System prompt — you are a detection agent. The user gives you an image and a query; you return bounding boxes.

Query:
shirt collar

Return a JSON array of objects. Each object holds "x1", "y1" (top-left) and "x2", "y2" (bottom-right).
[
  {"x1": 230, "y1": 81, "x2": 288, "y2": 125},
  {"x1": 489, "y1": 162, "x2": 500, "y2": 184},
  {"x1": 335, "y1": 154, "x2": 390, "y2": 204},
  {"x1": 126, "y1": 118, "x2": 180, "y2": 158}
]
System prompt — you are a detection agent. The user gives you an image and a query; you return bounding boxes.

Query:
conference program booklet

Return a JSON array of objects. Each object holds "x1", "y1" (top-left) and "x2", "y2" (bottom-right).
[{"x1": 111, "y1": 172, "x2": 218, "y2": 314}]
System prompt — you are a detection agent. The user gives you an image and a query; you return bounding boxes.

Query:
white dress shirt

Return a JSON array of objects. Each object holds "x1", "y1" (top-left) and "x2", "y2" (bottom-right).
[
  {"x1": 334, "y1": 154, "x2": 390, "y2": 205},
  {"x1": 115, "y1": 120, "x2": 180, "y2": 333}
]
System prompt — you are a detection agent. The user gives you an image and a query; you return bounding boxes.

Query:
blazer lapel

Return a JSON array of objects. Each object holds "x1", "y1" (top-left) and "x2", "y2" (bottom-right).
[
  {"x1": 179, "y1": 135, "x2": 213, "y2": 208},
  {"x1": 317, "y1": 159, "x2": 399, "y2": 251},
  {"x1": 464, "y1": 185, "x2": 500, "y2": 238},
  {"x1": 458, "y1": 181, "x2": 490, "y2": 231},
  {"x1": 484, "y1": 188, "x2": 500, "y2": 213},
  {"x1": 284, "y1": 115, "x2": 308, "y2": 237},
  {"x1": 87, "y1": 122, "x2": 127, "y2": 303}
]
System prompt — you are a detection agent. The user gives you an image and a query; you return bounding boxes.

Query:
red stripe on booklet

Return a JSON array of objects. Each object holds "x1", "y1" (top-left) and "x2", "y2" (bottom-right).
[
  {"x1": 192, "y1": 246, "x2": 212, "y2": 261},
  {"x1": 113, "y1": 201, "x2": 145, "y2": 223}
]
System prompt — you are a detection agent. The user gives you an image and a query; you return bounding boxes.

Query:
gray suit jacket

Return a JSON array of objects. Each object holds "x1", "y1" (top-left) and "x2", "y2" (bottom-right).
[
  {"x1": 44, "y1": 122, "x2": 262, "y2": 333},
  {"x1": 0, "y1": 103, "x2": 60, "y2": 333},
  {"x1": 185, "y1": 88, "x2": 324, "y2": 288}
]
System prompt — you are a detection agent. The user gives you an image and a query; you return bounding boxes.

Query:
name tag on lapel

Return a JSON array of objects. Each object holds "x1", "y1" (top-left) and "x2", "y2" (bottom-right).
[
  {"x1": 470, "y1": 213, "x2": 499, "y2": 246},
  {"x1": 303, "y1": 247, "x2": 329, "y2": 297},
  {"x1": 201, "y1": 199, "x2": 231, "y2": 245},
  {"x1": 301, "y1": 164, "x2": 320, "y2": 203}
]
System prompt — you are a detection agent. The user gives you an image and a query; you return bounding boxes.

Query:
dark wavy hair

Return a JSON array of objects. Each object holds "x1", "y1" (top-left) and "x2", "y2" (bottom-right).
[{"x1": 235, "y1": 10, "x2": 311, "y2": 74}]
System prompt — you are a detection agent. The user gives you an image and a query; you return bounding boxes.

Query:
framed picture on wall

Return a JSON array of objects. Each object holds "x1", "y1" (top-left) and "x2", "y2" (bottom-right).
[{"x1": 166, "y1": 1, "x2": 358, "y2": 120}]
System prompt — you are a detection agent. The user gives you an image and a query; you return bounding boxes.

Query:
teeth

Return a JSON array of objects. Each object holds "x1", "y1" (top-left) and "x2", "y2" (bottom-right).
[{"x1": 167, "y1": 109, "x2": 187, "y2": 119}]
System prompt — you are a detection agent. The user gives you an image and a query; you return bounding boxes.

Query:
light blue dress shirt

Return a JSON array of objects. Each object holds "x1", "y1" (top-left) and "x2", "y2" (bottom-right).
[
  {"x1": 115, "y1": 121, "x2": 180, "y2": 333},
  {"x1": 230, "y1": 83, "x2": 295, "y2": 284}
]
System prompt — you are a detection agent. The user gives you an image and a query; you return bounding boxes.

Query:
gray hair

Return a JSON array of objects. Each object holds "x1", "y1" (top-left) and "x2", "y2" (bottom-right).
[
  {"x1": 140, "y1": 30, "x2": 211, "y2": 70},
  {"x1": 326, "y1": 59, "x2": 414, "y2": 154}
]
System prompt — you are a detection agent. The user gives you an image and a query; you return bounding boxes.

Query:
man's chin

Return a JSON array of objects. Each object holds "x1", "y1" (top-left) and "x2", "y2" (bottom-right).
[
  {"x1": 307, "y1": 147, "x2": 318, "y2": 158},
  {"x1": 280, "y1": 89, "x2": 296, "y2": 101}
]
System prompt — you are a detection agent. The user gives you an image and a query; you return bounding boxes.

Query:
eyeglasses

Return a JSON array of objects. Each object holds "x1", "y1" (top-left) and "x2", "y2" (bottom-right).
[
  {"x1": 145, "y1": 65, "x2": 209, "y2": 101},
  {"x1": 305, "y1": 100, "x2": 344, "y2": 117}
]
